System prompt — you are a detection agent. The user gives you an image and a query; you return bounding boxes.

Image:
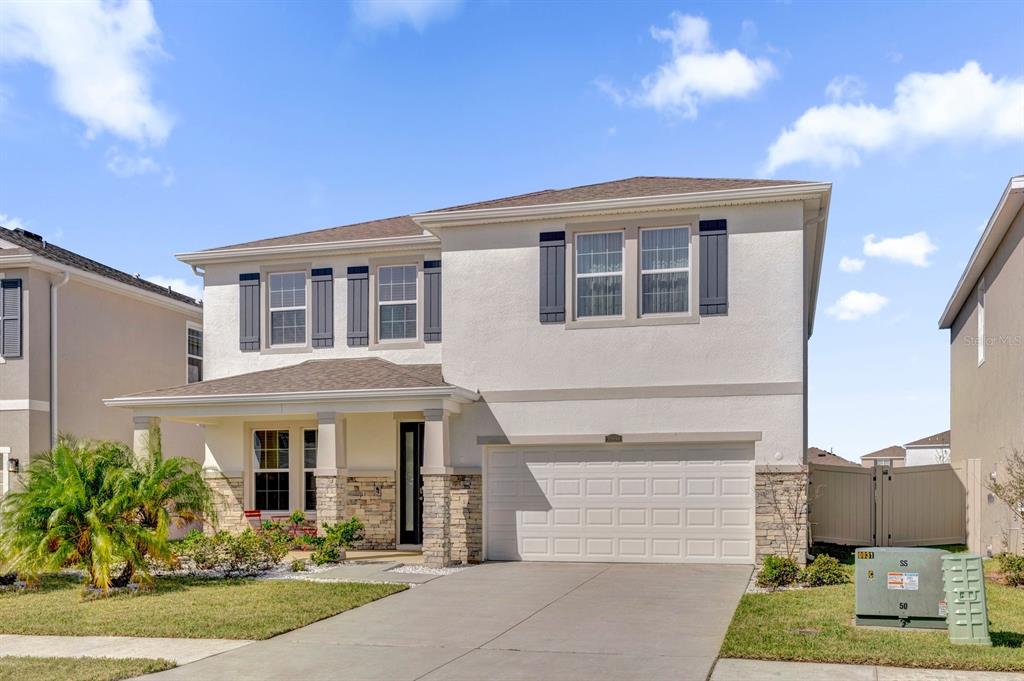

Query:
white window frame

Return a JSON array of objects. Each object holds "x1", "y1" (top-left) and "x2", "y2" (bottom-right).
[
  {"x1": 253, "y1": 429, "x2": 290, "y2": 513},
  {"x1": 303, "y1": 428, "x2": 317, "y2": 513},
  {"x1": 186, "y1": 322, "x2": 203, "y2": 384},
  {"x1": 977, "y1": 277, "x2": 986, "y2": 367},
  {"x1": 574, "y1": 230, "x2": 625, "y2": 319},
  {"x1": 268, "y1": 271, "x2": 307, "y2": 348},
  {"x1": 639, "y1": 226, "x2": 691, "y2": 317},
  {"x1": 377, "y1": 264, "x2": 418, "y2": 342}
]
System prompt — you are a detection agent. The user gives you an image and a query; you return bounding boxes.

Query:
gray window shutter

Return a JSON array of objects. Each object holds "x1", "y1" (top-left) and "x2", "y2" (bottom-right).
[
  {"x1": 239, "y1": 273, "x2": 260, "y2": 351},
  {"x1": 311, "y1": 267, "x2": 334, "y2": 348},
  {"x1": 539, "y1": 231, "x2": 565, "y2": 323},
  {"x1": 424, "y1": 260, "x2": 442, "y2": 342},
  {"x1": 699, "y1": 220, "x2": 728, "y2": 316},
  {"x1": 347, "y1": 266, "x2": 369, "y2": 347},
  {"x1": 1, "y1": 278, "x2": 23, "y2": 358}
]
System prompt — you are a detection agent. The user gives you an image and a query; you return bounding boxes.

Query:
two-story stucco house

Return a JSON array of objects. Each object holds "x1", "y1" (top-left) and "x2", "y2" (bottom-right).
[
  {"x1": 0, "y1": 227, "x2": 204, "y2": 497},
  {"x1": 940, "y1": 175, "x2": 1023, "y2": 555},
  {"x1": 108, "y1": 177, "x2": 832, "y2": 567}
]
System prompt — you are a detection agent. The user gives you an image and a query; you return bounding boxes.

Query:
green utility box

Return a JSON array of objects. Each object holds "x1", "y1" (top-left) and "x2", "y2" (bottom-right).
[
  {"x1": 941, "y1": 553, "x2": 992, "y2": 646},
  {"x1": 854, "y1": 547, "x2": 949, "y2": 629}
]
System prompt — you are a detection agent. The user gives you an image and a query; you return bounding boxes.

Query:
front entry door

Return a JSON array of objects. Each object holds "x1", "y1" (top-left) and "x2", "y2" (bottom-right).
[{"x1": 399, "y1": 422, "x2": 424, "y2": 545}]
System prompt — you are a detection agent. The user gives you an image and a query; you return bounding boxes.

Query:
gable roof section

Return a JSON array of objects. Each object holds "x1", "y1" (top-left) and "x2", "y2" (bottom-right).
[
  {"x1": 861, "y1": 445, "x2": 906, "y2": 462},
  {"x1": 198, "y1": 215, "x2": 425, "y2": 253},
  {"x1": 940, "y1": 175, "x2": 1024, "y2": 329},
  {"x1": 904, "y1": 430, "x2": 950, "y2": 448},
  {"x1": 808, "y1": 447, "x2": 858, "y2": 466},
  {"x1": 0, "y1": 226, "x2": 200, "y2": 307}
]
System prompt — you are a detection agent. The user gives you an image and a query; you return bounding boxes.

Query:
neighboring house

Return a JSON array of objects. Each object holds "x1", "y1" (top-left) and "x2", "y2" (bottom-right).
[
  {"x1": 107, "y1": 176, "x2": 832, "y2": 567},
  {"x1": 903, "y1": 430, "x2": 951, "y2": 466},
  {"x1": 808, "y1": 446, "x2": 858, "y2": 467},
  {"x1": 0, "y1": 227, "x2": 204, "y2": 498},
  {"x1": 940, "y1": 175, "x2": 1024, "y2": 555},
  {"x1": 860, "y1": 445, "x2": 906, "y2": 468}
]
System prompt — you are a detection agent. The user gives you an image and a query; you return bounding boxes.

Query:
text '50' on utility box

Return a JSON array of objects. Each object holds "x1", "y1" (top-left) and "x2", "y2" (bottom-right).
[{"x1": 855, "y1": 547, "x2": 949, "y2": 629}]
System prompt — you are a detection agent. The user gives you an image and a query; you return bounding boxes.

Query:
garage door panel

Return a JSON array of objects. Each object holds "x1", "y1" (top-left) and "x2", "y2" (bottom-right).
[{"x1": 486, "y1": 444, "x2": 755, "y2": 564}]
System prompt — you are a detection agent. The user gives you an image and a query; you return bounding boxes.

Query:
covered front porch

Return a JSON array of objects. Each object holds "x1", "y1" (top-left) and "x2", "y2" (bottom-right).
[{"x1": 107, "y1": 358, "x2": 481, "y2": 567}]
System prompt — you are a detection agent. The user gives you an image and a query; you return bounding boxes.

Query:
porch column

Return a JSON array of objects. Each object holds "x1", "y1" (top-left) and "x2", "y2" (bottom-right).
[
  {"x1": 315, "y1": 412, "x2": 348, "y2": 533},
  {"x1": 132, "y1": 415, "x2": 159, "y2": 457},
  {"x1": 421, "y1": 409, "x2": 481, "y2": 568}
]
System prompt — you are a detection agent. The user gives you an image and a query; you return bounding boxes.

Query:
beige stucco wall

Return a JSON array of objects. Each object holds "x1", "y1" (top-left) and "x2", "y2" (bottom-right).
[
  {"x1": 201, "y1": 251, "x2": 442, "y2": 381},
  {"x1": 950, "y1": 201, "x2": 1024, "y2": 554}
]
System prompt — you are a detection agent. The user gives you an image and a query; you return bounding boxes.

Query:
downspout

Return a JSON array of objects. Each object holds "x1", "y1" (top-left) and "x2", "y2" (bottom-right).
[{"x1": 50, "y1": 271, "x2": 70, "y2": 447}]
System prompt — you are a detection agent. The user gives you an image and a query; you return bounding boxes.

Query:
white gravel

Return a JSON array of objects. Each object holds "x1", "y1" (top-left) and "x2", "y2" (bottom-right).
[{"x1": 388, "y1": 564, "x2": 471, "y2": 576}]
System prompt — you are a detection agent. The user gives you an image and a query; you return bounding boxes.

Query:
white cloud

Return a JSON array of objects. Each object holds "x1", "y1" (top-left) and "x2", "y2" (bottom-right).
[
  {"x1": 825, "y1": 75, "x2": 865, "y2": 102},
  {"x1": 144, "y1": 275, "x2": 202, "y2": 302},
  {"x1": 763, "y1": 62, "x2": 1024, "y2": 174},
  {"x1": 594, "y1": 78, "x2": 625, "y2": 106},
  {"x1": 602, "y1": 13, "x2": 776, "y2": 118},
  {"x1": 827, "y1": 290, "x2": 889, "y2": 321},
  {"x1": 863, "y1": 231, "x2": 937, "y2": 267},
  {"x1": 351, "y1": 0, "x2": 461, "y2": 31},
  {"x1": 0, "y1": 212, "x2": 29, "y2": 232},
  {"x1": 838, "y1": 256, "x2": 865, "y2": 273},
  {"x1": 105, "y1": 147, "x2": 174, "y2": 185},
  {"x1": 0, "y1": 0, "x2": 172, "y2": 146}
]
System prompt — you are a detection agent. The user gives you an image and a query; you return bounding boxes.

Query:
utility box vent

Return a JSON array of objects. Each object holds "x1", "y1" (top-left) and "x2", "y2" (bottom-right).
[{"x1": 855, "y1": 547, "x2": 949, "y2": 629}]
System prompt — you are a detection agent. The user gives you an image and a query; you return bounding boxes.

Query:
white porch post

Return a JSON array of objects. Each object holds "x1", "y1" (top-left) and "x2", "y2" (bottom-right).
[
  {"x1": 422, "y1": 408, "x2": 451, "y2": 472},
  {"x1": 315, "y1": 412, "x2": 347, "y2": 533},
  {"x1": 132, "y1": 415, "x2": 159, "y2": 457}
]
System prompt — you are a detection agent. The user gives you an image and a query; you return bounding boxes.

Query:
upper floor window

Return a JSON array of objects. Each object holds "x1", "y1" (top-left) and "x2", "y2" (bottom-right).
[
  {"x1": 378, "y1": 264, "x2": 417, "y2": 341},
  {"x1": 575, "y1": 231, "x2": 623, "y2": 318},
  {"x1": 186, "y1": 325, "x2": 203, "y2": 383},
  {"x1": 640, "y1": 227, "x2": 690, "y2": 315},
  {"x1": 269, "y1": 271, "x2": 306, "y2": 346}
]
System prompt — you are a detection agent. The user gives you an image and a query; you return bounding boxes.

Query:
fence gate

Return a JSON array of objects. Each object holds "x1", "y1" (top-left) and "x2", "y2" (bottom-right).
[{"x1": 809, "y1": 462, "x2": 966, "y2": 547}]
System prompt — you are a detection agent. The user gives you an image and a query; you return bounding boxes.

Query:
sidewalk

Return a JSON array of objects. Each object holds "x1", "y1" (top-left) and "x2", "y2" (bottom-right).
[
  {"x1": 712, "y1": 659, "x2": 1024, "y2": 681},
  {"x1": 0, "y1": 634, "x2": 252, "y2": 665}
]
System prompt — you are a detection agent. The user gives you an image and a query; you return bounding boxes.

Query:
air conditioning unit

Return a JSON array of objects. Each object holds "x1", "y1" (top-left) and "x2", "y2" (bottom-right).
[{"x1": 855, "y1": 547, "x2": 949, "y2": 629}]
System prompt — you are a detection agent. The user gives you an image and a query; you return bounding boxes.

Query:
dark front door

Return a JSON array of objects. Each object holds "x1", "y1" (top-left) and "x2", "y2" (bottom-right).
[{"x1": 399, "y1": 422, "x2": 424, "y2": 545}]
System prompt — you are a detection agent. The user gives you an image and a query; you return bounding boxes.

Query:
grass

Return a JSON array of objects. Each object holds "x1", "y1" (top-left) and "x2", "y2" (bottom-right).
[
  {"x1": 0, "y1": 656, "x2": 174, "y2": 681},
  {"x1": 0, "y1": 575, "x2": 406, "y2": 640},
  {"x1": 721, "y1": 549, "x2": 1024, "y2": 672}
]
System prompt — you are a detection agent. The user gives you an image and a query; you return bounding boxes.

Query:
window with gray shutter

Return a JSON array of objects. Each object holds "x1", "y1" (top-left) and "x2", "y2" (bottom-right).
[
  {"x1": 539, "y1": 231, "x2": 565, "y2": 323},
  {"x1": 424, "y1": 260, "x2": 441, "y2": 342},
  {"x1": 1, "y1": 278, "x2": 22, "y2": 358},
  {"x1": 311, "y1": 267, "x2": 334, "y2": 348},
  {"x1": 346, "y1": 266, "x2": 369, "y2": 347},
  {"x1": 239, "y1": 273, "x2": 260, "y2": 351},
  {"x1": 698, "y1": 219, "x2": 728, "y2": 316}
]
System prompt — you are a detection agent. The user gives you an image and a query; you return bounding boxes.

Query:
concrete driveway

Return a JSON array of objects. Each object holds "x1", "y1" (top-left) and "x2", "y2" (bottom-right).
[{"x1": 144, "y1": 562, "x2": 751, "y2": 681}]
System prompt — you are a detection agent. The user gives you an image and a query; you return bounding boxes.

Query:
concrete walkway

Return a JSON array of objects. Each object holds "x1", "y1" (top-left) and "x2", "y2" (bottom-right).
[
  {"x1": 140, "y1": 562, "x2": 752, "y2": 681},
  {"x1": 0, "y1": 634, "x2": 252, "y2": 664},
  {"x1": 712, "y1": 659, "x2": 1024, "y2": 680}
]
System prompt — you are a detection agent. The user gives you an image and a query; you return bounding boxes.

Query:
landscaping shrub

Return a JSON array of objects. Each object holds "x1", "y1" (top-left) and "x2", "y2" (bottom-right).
[
  {"x1": 178, "y1": 529, "x2": 222, "y2": 571},
  {"x1": 175, "y1": 529, "x2": 288, "y2": 575},
  {"x1": 291, "y1": 558, "x2": 307, "y2": 572},
  {"x1": 800, "y1": 554, "x2": 849, "y2": 587},
  {"x1": 756, "y1": 555, "x2": 800, "y2": 590},
  {"x1": 310, "y1": 517, "x2": 365, "y2": 566},
  {"x1": 995, "y1": 552, "x2": 1024, "y2": 587}
]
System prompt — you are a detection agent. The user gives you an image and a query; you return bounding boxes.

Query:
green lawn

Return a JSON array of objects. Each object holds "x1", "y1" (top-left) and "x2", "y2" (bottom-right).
[
  {"x1": 721, "y1": 557, "x2": 1024, "y2": 672},
  {"x1": 0, "y1": 657, "x2": 173, "y2": 681},
  {"x1": 0, "y1": 575, "x2": 406, "y2": 640}
]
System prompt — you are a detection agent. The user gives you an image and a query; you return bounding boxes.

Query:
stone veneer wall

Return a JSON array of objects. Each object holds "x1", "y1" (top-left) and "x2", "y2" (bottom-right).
[
  {"x1": 204, "y1": 472, "x2": 246, "y2": 534},
  {"x1": 422, "y1": 473, "x2": 482, "y2": 567},
  {"x1": 315, "y1": 474, "x2": 347, "y2": 534},
  {"x1": 755, "y1": 467, "x2": 809, "y2": 566},
  {"x1": 346, "y1": 476, "x2": 396, "y2": 550}
]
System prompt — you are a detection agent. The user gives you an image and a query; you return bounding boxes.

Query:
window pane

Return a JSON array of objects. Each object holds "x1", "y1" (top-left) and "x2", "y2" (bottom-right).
[
  {"x1": 269, "y1": 272, "x2": 305, "y2": 308},
  {"x1": 187, "y1": 357, "x2": 202, "y2": 384},
  {"x1": 379, "y1": 302, "x2": 417, "y2": 340},
  {"x1": 255, "y1": 472, "x2": 289, "y2": 511},
  {"x1": 577, "y1": 232, "x2": 623, "y2": 274},
  {"x1": 187, "y1": 328, "x2": 203, "y2": 357},
  {"x1": 304, "y1": 430, "x2": 317, "y2": 469},
  {"x1": 577, "y1": 275, "x2": 622, "y2": 317},
  {"x1": 641, "y1": 227, "x2": 689, "y2": 271},
  {"x1": 254, "y1": 430, "x2": 289, "y2": 470},
  {"x1": 379, "y1": 265, "x2": 416, "y2": 302},
  {"x1": 271, "y1": 309, "x2": 305, "y2": 345},
  {"x1": 642, "y1": 272, "x2": 689, "y2": 314},
  {"x1": 305, "y1": 471, "x2": 316, "y2": 512}
]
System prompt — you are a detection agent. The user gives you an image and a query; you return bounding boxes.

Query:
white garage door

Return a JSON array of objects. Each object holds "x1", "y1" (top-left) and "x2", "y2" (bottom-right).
[{"x1": 485, "y1": 444, "x2": 755, "y2": 564}]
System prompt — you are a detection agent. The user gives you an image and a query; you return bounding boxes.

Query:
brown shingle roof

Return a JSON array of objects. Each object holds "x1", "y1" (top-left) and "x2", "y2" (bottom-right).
[
  {"x1": 1, "y1": 227, "x2": 200, "y2": 306},
  {"x1": 808, "y1": 447, "x2": 858, "y2": 466},
  {"x1": 904, "y1": 430, "x2": 950, "y2": 448},
  {"x1": 195, "y1": 176, "x2": 819, "y2": 253},
  {"x1": 861, "y1": 445, "x2": 906, "y2": 461},
  {"x1": 118, "y1": 358, "x2": 447, "y2": 399}
]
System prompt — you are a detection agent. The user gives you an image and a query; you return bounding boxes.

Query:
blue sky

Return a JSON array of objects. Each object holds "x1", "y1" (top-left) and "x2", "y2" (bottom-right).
[{"x1": 1, "y1": 1, "x2": 1022, "y2": 460}]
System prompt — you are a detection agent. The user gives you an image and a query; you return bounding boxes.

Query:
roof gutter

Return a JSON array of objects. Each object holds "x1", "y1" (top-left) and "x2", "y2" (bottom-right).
[
  {"x1": 104, "y1": 384, "x2": 479, "y2": 409},
  {"x1": 939, "y1": 176, "x2": 1024, "y2": 329},
  {"x1": 177, "y1": 233, "x2": 440, "y2": 266}
]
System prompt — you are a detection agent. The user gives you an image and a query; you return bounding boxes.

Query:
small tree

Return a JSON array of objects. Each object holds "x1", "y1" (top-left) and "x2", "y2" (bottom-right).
[{"x1": 988, "y1": 447, "x2": 1024, "y2": 553}]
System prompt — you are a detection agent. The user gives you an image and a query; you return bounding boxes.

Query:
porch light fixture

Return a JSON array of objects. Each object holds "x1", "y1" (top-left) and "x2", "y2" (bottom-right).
[{"x1": 7, "y1": 458, "x2": 18, "y2": 474}]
